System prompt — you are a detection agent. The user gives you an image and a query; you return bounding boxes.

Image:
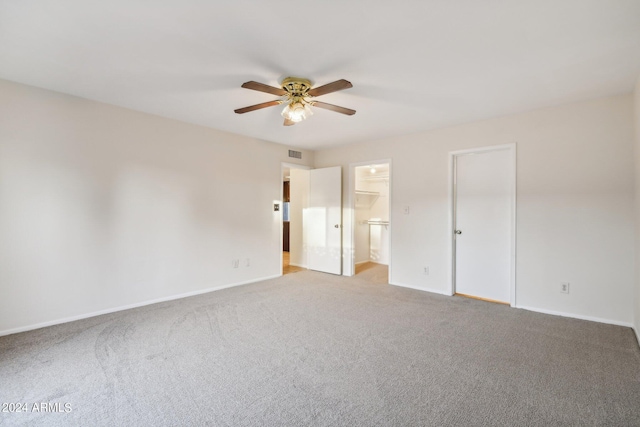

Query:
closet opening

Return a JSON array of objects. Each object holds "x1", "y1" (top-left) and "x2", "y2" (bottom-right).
[{"x1": 351, "y1": 162, "x2": 391, "y2": 280}]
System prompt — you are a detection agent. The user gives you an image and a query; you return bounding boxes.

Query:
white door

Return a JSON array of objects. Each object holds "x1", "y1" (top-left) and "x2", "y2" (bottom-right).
[
  {"x1": 454, "y1": 148, "x2": 512, "y2": 303},
  {"x1": 307, "y1": 166, "x2": 342, "y2": 275}
]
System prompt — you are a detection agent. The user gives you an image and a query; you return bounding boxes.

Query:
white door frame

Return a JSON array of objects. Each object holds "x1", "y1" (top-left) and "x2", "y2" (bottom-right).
[
  {"x1": 280, "y1": 162, "x2": 311, "y2": 276},
  {"x1": 347, "y1": 159, "x2": 392, "y2": 282},
  {"x1": 448, "y1": 144, "x2": 517, "y2": 306}
]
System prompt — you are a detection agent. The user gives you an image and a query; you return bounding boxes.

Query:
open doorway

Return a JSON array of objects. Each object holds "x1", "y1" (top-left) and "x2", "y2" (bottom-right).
[
  {"x1": 281, "y1": 163, "x2": 343, "y2": 276},
  {"x1": 282, "y1": 163, "x2": 309, "y2": 275},
  {"x1": 351, "y1": 161, "x2": 391, "y2": 280}
]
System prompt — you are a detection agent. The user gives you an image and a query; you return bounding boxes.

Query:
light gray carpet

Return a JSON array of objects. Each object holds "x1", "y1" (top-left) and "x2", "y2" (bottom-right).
[{"x1": 1, "y1": 265, "x2": 639, "y2": 426}]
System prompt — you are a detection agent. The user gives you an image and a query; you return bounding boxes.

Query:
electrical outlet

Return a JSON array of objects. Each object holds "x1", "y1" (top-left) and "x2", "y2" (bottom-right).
[
  {"x1": 424, "y1": 266, "x2": 429, "y2": 275},
  {"x1": 560, "y1": 282, "x2": 570, "y2": 294},
  {"x1": 232, "y1": 259, "x2": 239, "y2": 268},
  {"x1": 403, "y1": 206, "x2": 410, "y2": 215}
]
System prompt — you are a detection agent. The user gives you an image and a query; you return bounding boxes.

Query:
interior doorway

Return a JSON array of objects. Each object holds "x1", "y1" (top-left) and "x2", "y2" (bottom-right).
[
  {"x1": 282, "y1": 163, "x2": 308, "y2": 275},
  {"x1": 350, "y1": 161, "x2": 391, "y2": 280},
  {"x1": 281, "y1": 163, "x2": 342, "y2": 276},
  {"x1": 450, "y1": 144, "x2": 516, "y2": 305}
]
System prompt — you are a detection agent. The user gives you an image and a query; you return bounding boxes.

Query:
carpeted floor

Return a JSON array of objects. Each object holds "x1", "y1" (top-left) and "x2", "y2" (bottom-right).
[{"x1": 1, "y1": 265, "x2": 639, "y2": 426}]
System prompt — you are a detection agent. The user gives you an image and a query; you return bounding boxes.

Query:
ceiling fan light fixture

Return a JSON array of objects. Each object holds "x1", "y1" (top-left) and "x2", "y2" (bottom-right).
[
  {"x1": 281, "y1": 100, "x2": 313, "y2": 123},
  {"x1": 236, "y1": 77, "x2": 354, "y2": 126}
]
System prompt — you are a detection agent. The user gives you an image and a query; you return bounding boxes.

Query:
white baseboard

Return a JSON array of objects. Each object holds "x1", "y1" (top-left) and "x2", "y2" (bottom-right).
[
  {"x1": 634, "y1": 325, "x2": 640, "y2": 348},
  {"x1": 516, "y1": 305, "x2": 634, "y2": 328},
  {"x1": 386, "y1": 285, "x2": 635, "y2": 330},
  {"x1": 355, "y1": 260, "x2": 388, "y2": 266},
  {"x1": 389, "y1": 281, "x2": 451, "y2": 296},
  {"x1": 288, "y1": 262, "x2": 307, "y2": 268},
  {"x1": 0, "y1": 274, "x2": 281, "y2": 337}
]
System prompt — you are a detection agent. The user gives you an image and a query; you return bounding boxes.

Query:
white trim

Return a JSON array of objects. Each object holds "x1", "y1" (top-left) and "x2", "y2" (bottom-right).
[
  {"x1": 517, "y1": 305, "x2": 634, "y2": 328},
  {"x1": 0, "y1": 274, "x2": 281, "y2": 337},
  {"x1": 509, "y1": 145, "x2": 517, "y2": 306},
  {"x1": 281, "y1": 162, "x2": 312, "y2": 171},
  {"x1": 448, "y1": 143, "x2": 517, "y2": 306},
  {"x1": 288, "y1": 262, "x2": 307, "y2": 268},
  {"x1": 389, "y1": 281, "x2": 451, "y2": 296},
  {"x1": 388, "y1": 283, "x2": 635, "y2": 329},
  {"x1": 354, "y1": 260, "x2": 389, "y2": 266},
  {"x1": 634, "y1": 327, "x2": 640, "y2": 348},
  {"x1": 347, "y1": 159, "x2": 392, "y2": 283}
]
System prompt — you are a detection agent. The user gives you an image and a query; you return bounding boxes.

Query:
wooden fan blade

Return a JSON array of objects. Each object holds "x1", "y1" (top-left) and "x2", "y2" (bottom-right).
[
  {"x1": 234, "y1": 100, "x2": 281, "y2": 114},
  {"x1": 283, "y1": 118, "x2": 296, "y2": 126},
  {"x1": 241, "y1": 81, "x2": 286, "y2": 96},
  {"x1": 308, "y1": 79, "x2": 353, "y2": 97},
  {"x1": 312, "y1": 101, "x2": 356, "y2": 116}
]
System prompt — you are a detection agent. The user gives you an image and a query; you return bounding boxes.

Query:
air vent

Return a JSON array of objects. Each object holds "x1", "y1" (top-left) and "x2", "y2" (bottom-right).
[{"x1": 288, "y1": 150, "x2": 302, "y2": 159}]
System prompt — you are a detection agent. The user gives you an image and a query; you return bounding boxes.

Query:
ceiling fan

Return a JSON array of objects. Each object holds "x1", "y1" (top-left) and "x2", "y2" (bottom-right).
[{"x1": 234, "y1": 77, "x2": 355, "y2": 126}]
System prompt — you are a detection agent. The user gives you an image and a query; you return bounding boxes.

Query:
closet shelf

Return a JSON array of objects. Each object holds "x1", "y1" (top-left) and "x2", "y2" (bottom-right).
[
  {"x1": 367, "y1": 220, "x2": 389, "y2": 226},
  {"x1": 355, "y1": 190, "x2": 380, "y2": 208},
  {"x1": 360, "y1": 175, "x2": 389, "y2": 182}
]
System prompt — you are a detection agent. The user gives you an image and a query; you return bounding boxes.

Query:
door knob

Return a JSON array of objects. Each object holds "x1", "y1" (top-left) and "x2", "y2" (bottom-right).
[{"x1": 454, "y1": 230, "x2": 462, "y2": 235}]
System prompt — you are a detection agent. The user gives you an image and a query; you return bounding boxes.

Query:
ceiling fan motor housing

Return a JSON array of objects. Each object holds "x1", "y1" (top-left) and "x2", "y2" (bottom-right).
[{"x1": 281, "y1": 77, "x2": 312, "y2": 97}]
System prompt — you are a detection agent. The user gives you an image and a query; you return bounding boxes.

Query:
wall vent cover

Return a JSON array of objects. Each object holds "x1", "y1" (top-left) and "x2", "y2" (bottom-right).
[{"x1": 288, "y1": 150, "x2": 302, "y2": 159}]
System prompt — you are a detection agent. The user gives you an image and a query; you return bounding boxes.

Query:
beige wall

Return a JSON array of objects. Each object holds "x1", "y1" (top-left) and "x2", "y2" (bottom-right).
[
  {"x1": 634, "y1": 76, "x2": 640, "y2": 342},
  {"x1": 1, "y1": 77, "x2": 637, "y2": 334},
  {"x1": 316, "y1": 94, "x2": 635, "y2": 326},
  {"x1": 0, "y1": 79, "x2": 313, "y2": 334}
]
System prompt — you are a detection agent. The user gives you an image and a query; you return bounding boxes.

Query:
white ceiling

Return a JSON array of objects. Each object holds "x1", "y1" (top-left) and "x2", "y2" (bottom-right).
[{"x1": 1, "y1": 1, "x2": 639, "y2": 150}]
